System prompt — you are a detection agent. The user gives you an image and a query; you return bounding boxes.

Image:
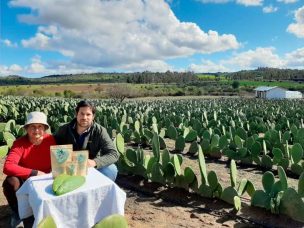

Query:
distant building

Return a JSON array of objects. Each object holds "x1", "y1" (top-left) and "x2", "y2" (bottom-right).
[
  {"x1": 285, "y1": 91, "x2": 303, "y2": 99},
  {"x1": 254, "y1": 86, "x2": 302, "y2": 99}
]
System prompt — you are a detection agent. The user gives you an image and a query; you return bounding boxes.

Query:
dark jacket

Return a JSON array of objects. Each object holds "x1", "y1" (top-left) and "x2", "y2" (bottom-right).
[{"x1": 54, "y1": 119, "x2": 119, "y2": 169}]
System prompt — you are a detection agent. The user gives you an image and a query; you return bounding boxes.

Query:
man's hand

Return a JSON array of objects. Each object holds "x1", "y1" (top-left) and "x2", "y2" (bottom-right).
[{"x1": 87, "y1": 159, "x2": 97, "y2": 168}]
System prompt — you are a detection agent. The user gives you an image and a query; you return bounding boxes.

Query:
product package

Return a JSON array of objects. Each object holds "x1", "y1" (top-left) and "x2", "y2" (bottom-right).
[
  {"x1": 51, "y1": 145, "x2": 88, "y2": 177},
  {"x1": 50, "y1": 144, "x2": 73, "y2": 178},
  {"x1": 72, "y1": 150, "x2": 89, "y2": 176}
]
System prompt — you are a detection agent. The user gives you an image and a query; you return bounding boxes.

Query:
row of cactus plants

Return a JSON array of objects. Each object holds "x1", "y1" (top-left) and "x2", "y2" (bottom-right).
[
  {"x1": 114, "y1": 114, "x2": 304, "y2": 176},
  {"x1": 115, "y1": 132, "x2": 304, "y2": 223},
  {"x1": 2, "y1": 96, "x2": 304, "y2": 173},
  {"x1": 2, "y1": 96, "x2": 304, "y2": 222},
  {"x1": 2, "y1": 96, "x2": 304, "y2": 176}
]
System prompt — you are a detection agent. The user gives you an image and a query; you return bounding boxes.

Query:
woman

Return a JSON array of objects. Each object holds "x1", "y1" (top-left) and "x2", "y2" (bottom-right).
[{"x1": 2, "y1": 111, "x2": 56, "y2": 227}]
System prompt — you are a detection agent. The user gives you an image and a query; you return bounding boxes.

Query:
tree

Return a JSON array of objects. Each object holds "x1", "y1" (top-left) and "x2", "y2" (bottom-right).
[
  {"x1": 232, "y1": 80, "x2": 240, "y2": 89},
  {"x1": 105, "y1": 84, "x2": 136, "y2": 104}
]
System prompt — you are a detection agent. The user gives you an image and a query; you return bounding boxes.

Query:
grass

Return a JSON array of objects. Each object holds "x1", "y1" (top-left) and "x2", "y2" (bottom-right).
[
  {"x1": 238, "y1": 80, "x2": 304, "y2": 91},
  {"x1": 197, "y1": 74, "x2": 227, "y2": 80},
  {"x1": 0, "y1": 83, "x2": 203, "y2": 98},
  {"x1": 0, "y1": 83, "x2": 112, "y2": 97},
  {"x1": 1, "y1": 79, "x2": 303, "y2": 99}
]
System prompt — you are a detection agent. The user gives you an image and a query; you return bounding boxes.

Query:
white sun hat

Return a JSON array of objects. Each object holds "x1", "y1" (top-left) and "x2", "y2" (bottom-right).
[{"x1": 23, "y1": 111, "x2": 50, "y2": 129}]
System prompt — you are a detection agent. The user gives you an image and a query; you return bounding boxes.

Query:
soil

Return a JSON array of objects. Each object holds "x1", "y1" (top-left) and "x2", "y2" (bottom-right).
[{"x1": 1, "y1": 139, "x2": 304, "y2": 228}]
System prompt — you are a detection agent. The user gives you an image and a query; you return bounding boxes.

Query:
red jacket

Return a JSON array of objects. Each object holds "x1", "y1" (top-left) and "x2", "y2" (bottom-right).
[{"x1": 3, "y1": 134, "x2": 56, "y2": 179}]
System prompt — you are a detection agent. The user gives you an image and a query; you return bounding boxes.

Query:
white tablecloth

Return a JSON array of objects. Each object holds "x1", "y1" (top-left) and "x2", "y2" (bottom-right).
[{"x1": 16, "y1": 168, "x2": 126, "y2": 228}]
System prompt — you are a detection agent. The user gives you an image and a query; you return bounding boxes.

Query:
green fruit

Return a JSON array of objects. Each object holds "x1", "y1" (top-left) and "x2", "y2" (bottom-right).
[
  {"x1": 53, "y1": 174, "x2": 85, "y2": 196},
  {"x1": 52, "y1": 174, "x2": 70, "y2": 193},
  {"x1": 38, "y1": 216, "x2": 56, "y2": 228},
  {"x1": 93, "y1": 214, "x2": 128, "y2": 228}
]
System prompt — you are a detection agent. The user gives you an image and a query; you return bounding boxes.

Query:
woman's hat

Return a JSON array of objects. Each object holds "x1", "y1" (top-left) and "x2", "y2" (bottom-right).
[{"x1": 24, "y1": 111, "x2": 50, "y2": 129}]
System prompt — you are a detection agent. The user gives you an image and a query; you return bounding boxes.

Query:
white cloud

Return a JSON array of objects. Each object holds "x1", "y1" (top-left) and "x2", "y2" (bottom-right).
[
  {"x1": 287, "y1": 6, "x2": 304, "y2": 38},
  {"x1": 11, "y1": 0, "x2": 239, "y2": 69},
  {"x1": 236, "y1": 0, "x2": 263, "y2": 6},
  {"x1": 38, "y1": 25, "x2": 58, "y2": 35},
  {"x1": 285, "y1": 47, "x2": 304, "y2": 69},
  {"x1": 263, "y1": 5, "x2": 278, "y2": 13},
  {"x1": 2, "y1": 46, "x2": 304, "y2": 77},
  {"x1": 41, "y1": 60, "x2": 110, "y2": 76},
  {"x1": 22, "y1": 33, "x2": 50, "y2": 49},
  {"x1": 1, "y1": 54, "x2": 171, "y2": 77},
  {"x1": 188, "y1": 47, "x2": 286, "y2": 72},
  {"x1": 9, "y1": 64, "x2": 23, "y2": 72},
  {"x1": 188, "y1": 60, "x2": 230, "y2": 73},
  {"x1": 197, "y1": 0, "x2": 263, "y2": 6},
  {"x1": 118, "y1": 60, "x2": 172, "y2": 72},
  {"x1": 277, "y1": 0, "x2": 298, "y2": 4},
  {"x1": 196, "y1": 0, "x2": 231, "y2": 3},
  {"x1": 188, "y1": 46, "x2": 304, "y2": 72},
  {"x1": 0, "y1": 64, "x2": 23, "y2": 76},
  {"x1": 1, "y1": 39, "x2": 18, "y2": 47},
  {"x1": 223, "y1": 47, "x2": 285, "y2": 69},
  {"x1": 27, "y1": 56, "x2": 46, "y2": 74}
]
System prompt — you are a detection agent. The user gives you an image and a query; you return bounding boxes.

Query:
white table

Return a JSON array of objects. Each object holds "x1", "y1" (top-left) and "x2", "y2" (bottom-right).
[{"x1": 16, "y1": 168, "x2": 126, "y2": 228}]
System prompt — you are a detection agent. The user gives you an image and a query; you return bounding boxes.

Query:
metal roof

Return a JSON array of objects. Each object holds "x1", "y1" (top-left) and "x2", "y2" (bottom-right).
[{"x1": 254, "y1": 86, "x2": 278, "y2": 91}]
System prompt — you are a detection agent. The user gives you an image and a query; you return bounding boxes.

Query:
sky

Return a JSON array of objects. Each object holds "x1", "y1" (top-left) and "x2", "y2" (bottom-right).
[{"x1": 0, "y1": 0, "x2": 303, "y2": 78}]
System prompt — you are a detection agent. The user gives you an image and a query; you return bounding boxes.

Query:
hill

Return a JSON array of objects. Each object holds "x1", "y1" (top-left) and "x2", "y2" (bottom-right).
[
  {"x1": 0, "y1": 71, "x2": 197, "y2": 85},
  {"x1": 0, "y1": 73, "x2": 127, "y2": 85},
  {"x1": 228, "y1": 67, "x2": 304, "y2": 81},
  {"x1": 1, "y1": 68, "x2": 304, "y2": 86}
]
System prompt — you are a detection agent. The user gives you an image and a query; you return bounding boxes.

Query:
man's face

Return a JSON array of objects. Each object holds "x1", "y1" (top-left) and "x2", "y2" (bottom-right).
[{"x1": 76, "y1": 106, "x2": 94, "y2": 129}]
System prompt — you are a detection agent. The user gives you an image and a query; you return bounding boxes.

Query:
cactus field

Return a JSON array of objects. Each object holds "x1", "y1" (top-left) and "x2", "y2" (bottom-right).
[{"x1": 1, "y1": 96, "x2": 304, "y2": 227}]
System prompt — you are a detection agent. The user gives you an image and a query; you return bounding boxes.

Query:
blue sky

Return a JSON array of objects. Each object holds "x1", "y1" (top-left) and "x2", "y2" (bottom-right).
[{"x1": 0, "y1": 0, "x2": 303, "y2": 77}]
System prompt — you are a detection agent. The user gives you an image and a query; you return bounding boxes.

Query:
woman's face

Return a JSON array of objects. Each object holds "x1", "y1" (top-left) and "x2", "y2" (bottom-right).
[{"x1": 26, "y1": 123, "x2": 46, "y2": 144}]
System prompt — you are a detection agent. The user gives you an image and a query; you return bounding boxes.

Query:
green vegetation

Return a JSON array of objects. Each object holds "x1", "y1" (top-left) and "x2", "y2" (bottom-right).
[
  {"x1": 197, "y1": 74, "x2": 227, "y2": 81},
  {"x1": 229, "y1": 67, "x2": 304, "y2": 81},
  {"x1": 0, "y1": 73, "x2": 127, "y2": 85},
  {"x1": 2, "y1": 96, "x2": 304, "y2": 222},
  {"x1": 238, "y1": 80, "x2": 304, "y2": 90},
  {"x1": 1, "y1": 68, "x2": 304, "y2": 98},
  {"x1": 0, "y1": 83, "x2": 225, "y2": 99},
  {"x1": 232, "y1": 80, "x2": 240, "y2": 89}
]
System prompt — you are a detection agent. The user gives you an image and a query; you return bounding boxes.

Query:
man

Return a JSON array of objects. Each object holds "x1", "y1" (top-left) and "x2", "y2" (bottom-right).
[{"x1": 54, "y1": 100, "x2": 119, "y2": 181}]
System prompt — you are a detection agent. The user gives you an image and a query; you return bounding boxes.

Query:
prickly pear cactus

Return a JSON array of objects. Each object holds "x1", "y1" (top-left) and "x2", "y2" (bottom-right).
[
  {"x1": 198, "y1": 147, "x2": 208, "y2": 185},
  {"x1": 115, "y1": 133, "x2": 125, "y2": 155},
  {"x1": 230, "y1": 160, "x2": 237, "y2": 188},
  {"x1": 175, "y1": 135, "x2": 185, "y2": 152},
  {"x1": 297, "y1": 172, "x2": 304, "y2": 198},
  {"x1": 152, "y1": 132, "x2": 160, "y2": 162},
  {"x1": 280, "y1": 188, "x2": 304, "y2": 223},
  {"x1": 221, "y1": 186, "x2": 238, "y2": 205}
]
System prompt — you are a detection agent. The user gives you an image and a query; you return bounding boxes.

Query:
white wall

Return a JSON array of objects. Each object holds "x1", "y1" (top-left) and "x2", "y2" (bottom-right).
[
  {"x1": 266, "y1": 87, "x2": 286, "y2": 99},
  {"x1": 285, "y1": 91, "x2": 302, "y2": 99}
]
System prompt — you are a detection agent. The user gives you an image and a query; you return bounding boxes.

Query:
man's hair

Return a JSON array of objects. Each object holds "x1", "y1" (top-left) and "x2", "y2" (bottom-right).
[{"x1": 75, "y1": 100, "x2": 96, "y2": 115}]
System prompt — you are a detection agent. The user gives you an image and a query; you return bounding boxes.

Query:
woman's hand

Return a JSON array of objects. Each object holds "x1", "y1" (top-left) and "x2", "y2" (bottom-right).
[{"x1": 37, "y1": 170, "x2": 46, "y2": 176}]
